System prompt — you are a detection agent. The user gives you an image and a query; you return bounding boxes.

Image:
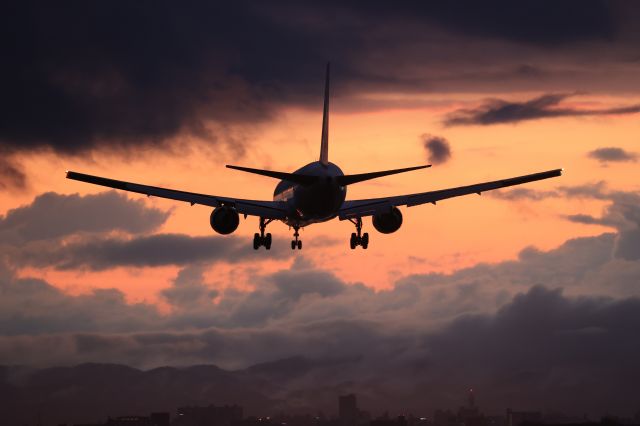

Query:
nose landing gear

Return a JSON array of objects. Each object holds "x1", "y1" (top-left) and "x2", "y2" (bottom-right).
[
  {"x1": 348, "y1": 217, "x2": 369, "y2": 249},
  {"x1": 291, "y1": 226, "x2": 302, "y2": 250},
  {"x1": 253, "y1": 217, "x2": 273, "y2": 250}
]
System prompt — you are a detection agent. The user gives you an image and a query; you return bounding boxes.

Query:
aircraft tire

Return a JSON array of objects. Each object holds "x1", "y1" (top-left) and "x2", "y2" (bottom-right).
[
  {"x1": 265, "y1": 233, "x2": 272, "y2": 249},
  {"x1": 291, "y1": 240, "x2": 296, "y2": 250},
  {"x1": 253, "y1": 233, "x2": 260, "y2": 250},
  {"x1": 297, "y1": 240, "x2": 302, "y2": 250}
]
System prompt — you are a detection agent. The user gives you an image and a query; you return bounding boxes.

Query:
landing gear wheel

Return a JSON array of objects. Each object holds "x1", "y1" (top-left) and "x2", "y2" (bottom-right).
[
  {"x1": 348, "y1": 217, "x2": 370, "y2": 249},
  {"x1": 254, "y1": 217, "x2": 274, "y2": 250},
  {"x1": 291, "y1": 226, "x2": 302, "y2": 250}
]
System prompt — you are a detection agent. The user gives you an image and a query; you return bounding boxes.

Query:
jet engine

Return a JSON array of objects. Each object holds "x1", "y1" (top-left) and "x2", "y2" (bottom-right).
[
  {"x1": 210, "y1": 206, "x2": 240, "y2": 234},
  {"x1": 372, "y1": 207, "x2": 403, "y2": 234}
]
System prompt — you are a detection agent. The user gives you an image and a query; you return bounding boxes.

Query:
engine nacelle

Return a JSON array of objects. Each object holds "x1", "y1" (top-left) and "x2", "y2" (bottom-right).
[
  {"x1": 209, "y1": 206, "x2": 240, "y2": 234},
  {"x1": 372, "y1": 207, "x2": 403, "y2": 234}
]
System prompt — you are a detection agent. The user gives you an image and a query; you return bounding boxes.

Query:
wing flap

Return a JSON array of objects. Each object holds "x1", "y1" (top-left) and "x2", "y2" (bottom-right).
[
  {"x1": 66, "y1": 171, "x2": 288, "y2": 219},
  {"x1": 339, "y1": 168, "x2": 563, "y2": 219}
]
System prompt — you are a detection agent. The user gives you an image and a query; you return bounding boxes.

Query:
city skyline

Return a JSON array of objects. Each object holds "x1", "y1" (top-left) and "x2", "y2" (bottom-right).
[{"x1": 12, "y1": 386, "x2": 640, "y2": 426}]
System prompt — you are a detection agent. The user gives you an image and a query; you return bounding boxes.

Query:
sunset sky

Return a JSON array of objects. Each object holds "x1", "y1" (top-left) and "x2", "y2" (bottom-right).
[{"x1": 1, "y1": 1, "x2": 640, "y2": 417}]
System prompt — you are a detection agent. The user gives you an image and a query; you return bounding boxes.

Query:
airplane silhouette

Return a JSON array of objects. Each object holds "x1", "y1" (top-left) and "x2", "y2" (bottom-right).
[{"x1": 67, "y1": 63, "x2": 562, "y2": 250}]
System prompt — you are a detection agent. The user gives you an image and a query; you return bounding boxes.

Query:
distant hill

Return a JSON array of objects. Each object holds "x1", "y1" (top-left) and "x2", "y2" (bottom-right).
[{"x1": 0, "y1": 357, "x2": 363, "y2": 426}]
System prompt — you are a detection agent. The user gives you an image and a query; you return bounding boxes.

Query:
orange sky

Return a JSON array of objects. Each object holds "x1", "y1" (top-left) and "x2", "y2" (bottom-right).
[{"x1": 3, "y1": 94, "x2": 639, "y2": 304}]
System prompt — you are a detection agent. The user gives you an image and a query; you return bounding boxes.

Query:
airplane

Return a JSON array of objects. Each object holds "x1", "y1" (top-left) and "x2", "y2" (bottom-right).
[{"x1": 66, "y1": 63, "x2": 562, "y2": 251}]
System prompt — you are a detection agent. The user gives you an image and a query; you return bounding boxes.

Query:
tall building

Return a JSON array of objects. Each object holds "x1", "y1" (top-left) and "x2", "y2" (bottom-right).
[{"x1": 339, "y1": 394, "x2": 359, "y2": 426}]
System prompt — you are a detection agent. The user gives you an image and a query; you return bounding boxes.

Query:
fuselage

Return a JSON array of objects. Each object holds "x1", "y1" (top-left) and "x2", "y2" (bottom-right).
[{"x1": 273, "y1": 161, "x2": 347, "y2": 227}]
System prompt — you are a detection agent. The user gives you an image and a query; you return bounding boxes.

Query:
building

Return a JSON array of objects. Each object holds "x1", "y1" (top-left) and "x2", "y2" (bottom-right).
[
  {"x1": 173, "y1": 404, "x2": 243, "y2": 426},
  {"x1": 339, "y1": 394, "x2": 359, "y2": 426}
]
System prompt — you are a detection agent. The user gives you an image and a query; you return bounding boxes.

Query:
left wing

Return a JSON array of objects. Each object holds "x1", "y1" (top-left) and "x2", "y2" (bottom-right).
[
  {"x1": 66, "y1": 171, "x2": 288, "y2": 220},
  {"x1": 339, "y1": 168, "x2": 562, "y2": 220}
]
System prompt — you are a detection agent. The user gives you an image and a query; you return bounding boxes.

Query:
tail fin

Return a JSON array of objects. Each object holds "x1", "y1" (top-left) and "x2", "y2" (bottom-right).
[{"x1": 319, "y1": 62, "x2": 330, "y2": 166}]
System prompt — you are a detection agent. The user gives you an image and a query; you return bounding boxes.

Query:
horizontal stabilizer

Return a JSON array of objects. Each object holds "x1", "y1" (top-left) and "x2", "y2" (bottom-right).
[
  {"x1": 226, "y1": 165, "x2": 317, "y2": 185},
  {"x1": 337, "y1": 165, "x2": 430, "y2": 186}
]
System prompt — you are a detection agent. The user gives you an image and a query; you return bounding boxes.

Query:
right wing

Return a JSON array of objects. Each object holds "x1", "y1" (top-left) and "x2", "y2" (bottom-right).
[
  {"x1": 66, "y1": 171, "x2": 288, "y2": 220},
  {"x1": 339, "y1": 168, "x2": 563, "y2": 219}
]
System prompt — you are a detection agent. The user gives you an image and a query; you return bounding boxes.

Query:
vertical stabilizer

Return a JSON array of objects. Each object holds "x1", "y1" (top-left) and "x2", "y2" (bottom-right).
[{"x1": 319, "y1": 62, "x2": 330, "y2": 166}]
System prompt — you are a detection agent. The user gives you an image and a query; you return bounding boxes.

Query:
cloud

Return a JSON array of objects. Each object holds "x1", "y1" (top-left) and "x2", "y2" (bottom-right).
[
  {"x1": 8, "y1": 233, "x2": 292, "y2": 271},
  {"x1": 0, "y1": 266, "x2": 161, "y2": 336},
  {"x1": 1, "y1": 186, "x2": 640, "y2": 414},
  {"x1": 161, "y1": 265, "x2": 220, "y2": 310},
  {"x1": 564, "y1": 191, "x2": 640, "y2": 260},
  {"x1": 1, "y1": 2, "x2": 638, "y2": 155},
  {"x1": 491, "y1": 181, "x2": 608, "y2": 201},
  {"x1": 444, "y1": 93, "x2": 640, "y2": 126},
  {"x1": 2, "y1": 286, "x2": 640, "y2": 417},
  {"x1": 491, "y1": 183, "x2": 640, "y2": 261},
  {"x1": 422, "y1": 134, "x2": 452, "y2": 165},
  {"x1": 2, "y1": 224, "x2": 639, "y2": 342},
  {"x1": 489, "y1": 187, "x2": 558, "y2": 201},
  {"x1": 0, "y1": 156, "x2": 26, "y2": 191},
  {"x1": 0, "y1": 191, "x2": 169, "y2": 244},
  {"x1": 588, "y1": 147, "x2": 638, "y2": 163},
  {"x1": 378, "y1": 1, "x2": 615, "y2": 45}
]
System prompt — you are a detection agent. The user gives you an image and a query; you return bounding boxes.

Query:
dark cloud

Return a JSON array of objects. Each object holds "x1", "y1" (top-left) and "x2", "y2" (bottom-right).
[
  {"x1": 422, "y1": 134, "x2": 452, "y2": 165},
  {"x1": 564, "y1": 191, "x2": 640, "y2": 260},
  {"x1": 491, "y1": 181, "x2": 608, "y2": 201},
  {"x1": 490, "y1": 187, "x2": 558, "y2": 201},
  {"x1": 0, "y1": 270, "x2": 161, "y2": 336},
  {"x1": 8, "y1": 233, "x2": 293, "y2": 271},
  {"x1": 372, "y1": 1, "x2": 615, "y2": 45},
  {"x1": 588, "y1": 147, "x2": 638, "y2": 163},
  {"x1": 0, "y1": 2, "x2": 638, "y2": 155},
  {"x1": 0, "y1": 156, "x2": 26, "y2": 191},
  {"x1": 161, "y1": 265, "x2": 219, "y2": 310},
  {"x1": 492, "y1": 183, "x2": 640, "y2": 261},
  {"x1": 444, "y1": 93, "x2": 640, "y2": 126},
  {"x1": 2, "y1": 286, "x2": 640, "y2": 417},
  {"x1": 0, "y1": 191, "x2": 169, "y2": 243},
  {"x1": 0, "y1": 2, "x2": 322, "y2": 154},
  {"x1": 1, "y1": 187, "x2": 640, "y2": 415},
  {"x1": 2, "y1": 223, "x2": 638, "y2": 344}
]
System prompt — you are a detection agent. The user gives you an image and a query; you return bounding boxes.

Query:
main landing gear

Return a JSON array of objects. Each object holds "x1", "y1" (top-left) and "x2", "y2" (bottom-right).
[
  {"x1": 348, "y1": 217, "x2": 369, "y2": 249},
  {"x1": 253, "y1": 217, "x2": 273, "y2": 250},
  {"x1": 291, "y1": 226, "x2": 302, "y2": 250}
]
